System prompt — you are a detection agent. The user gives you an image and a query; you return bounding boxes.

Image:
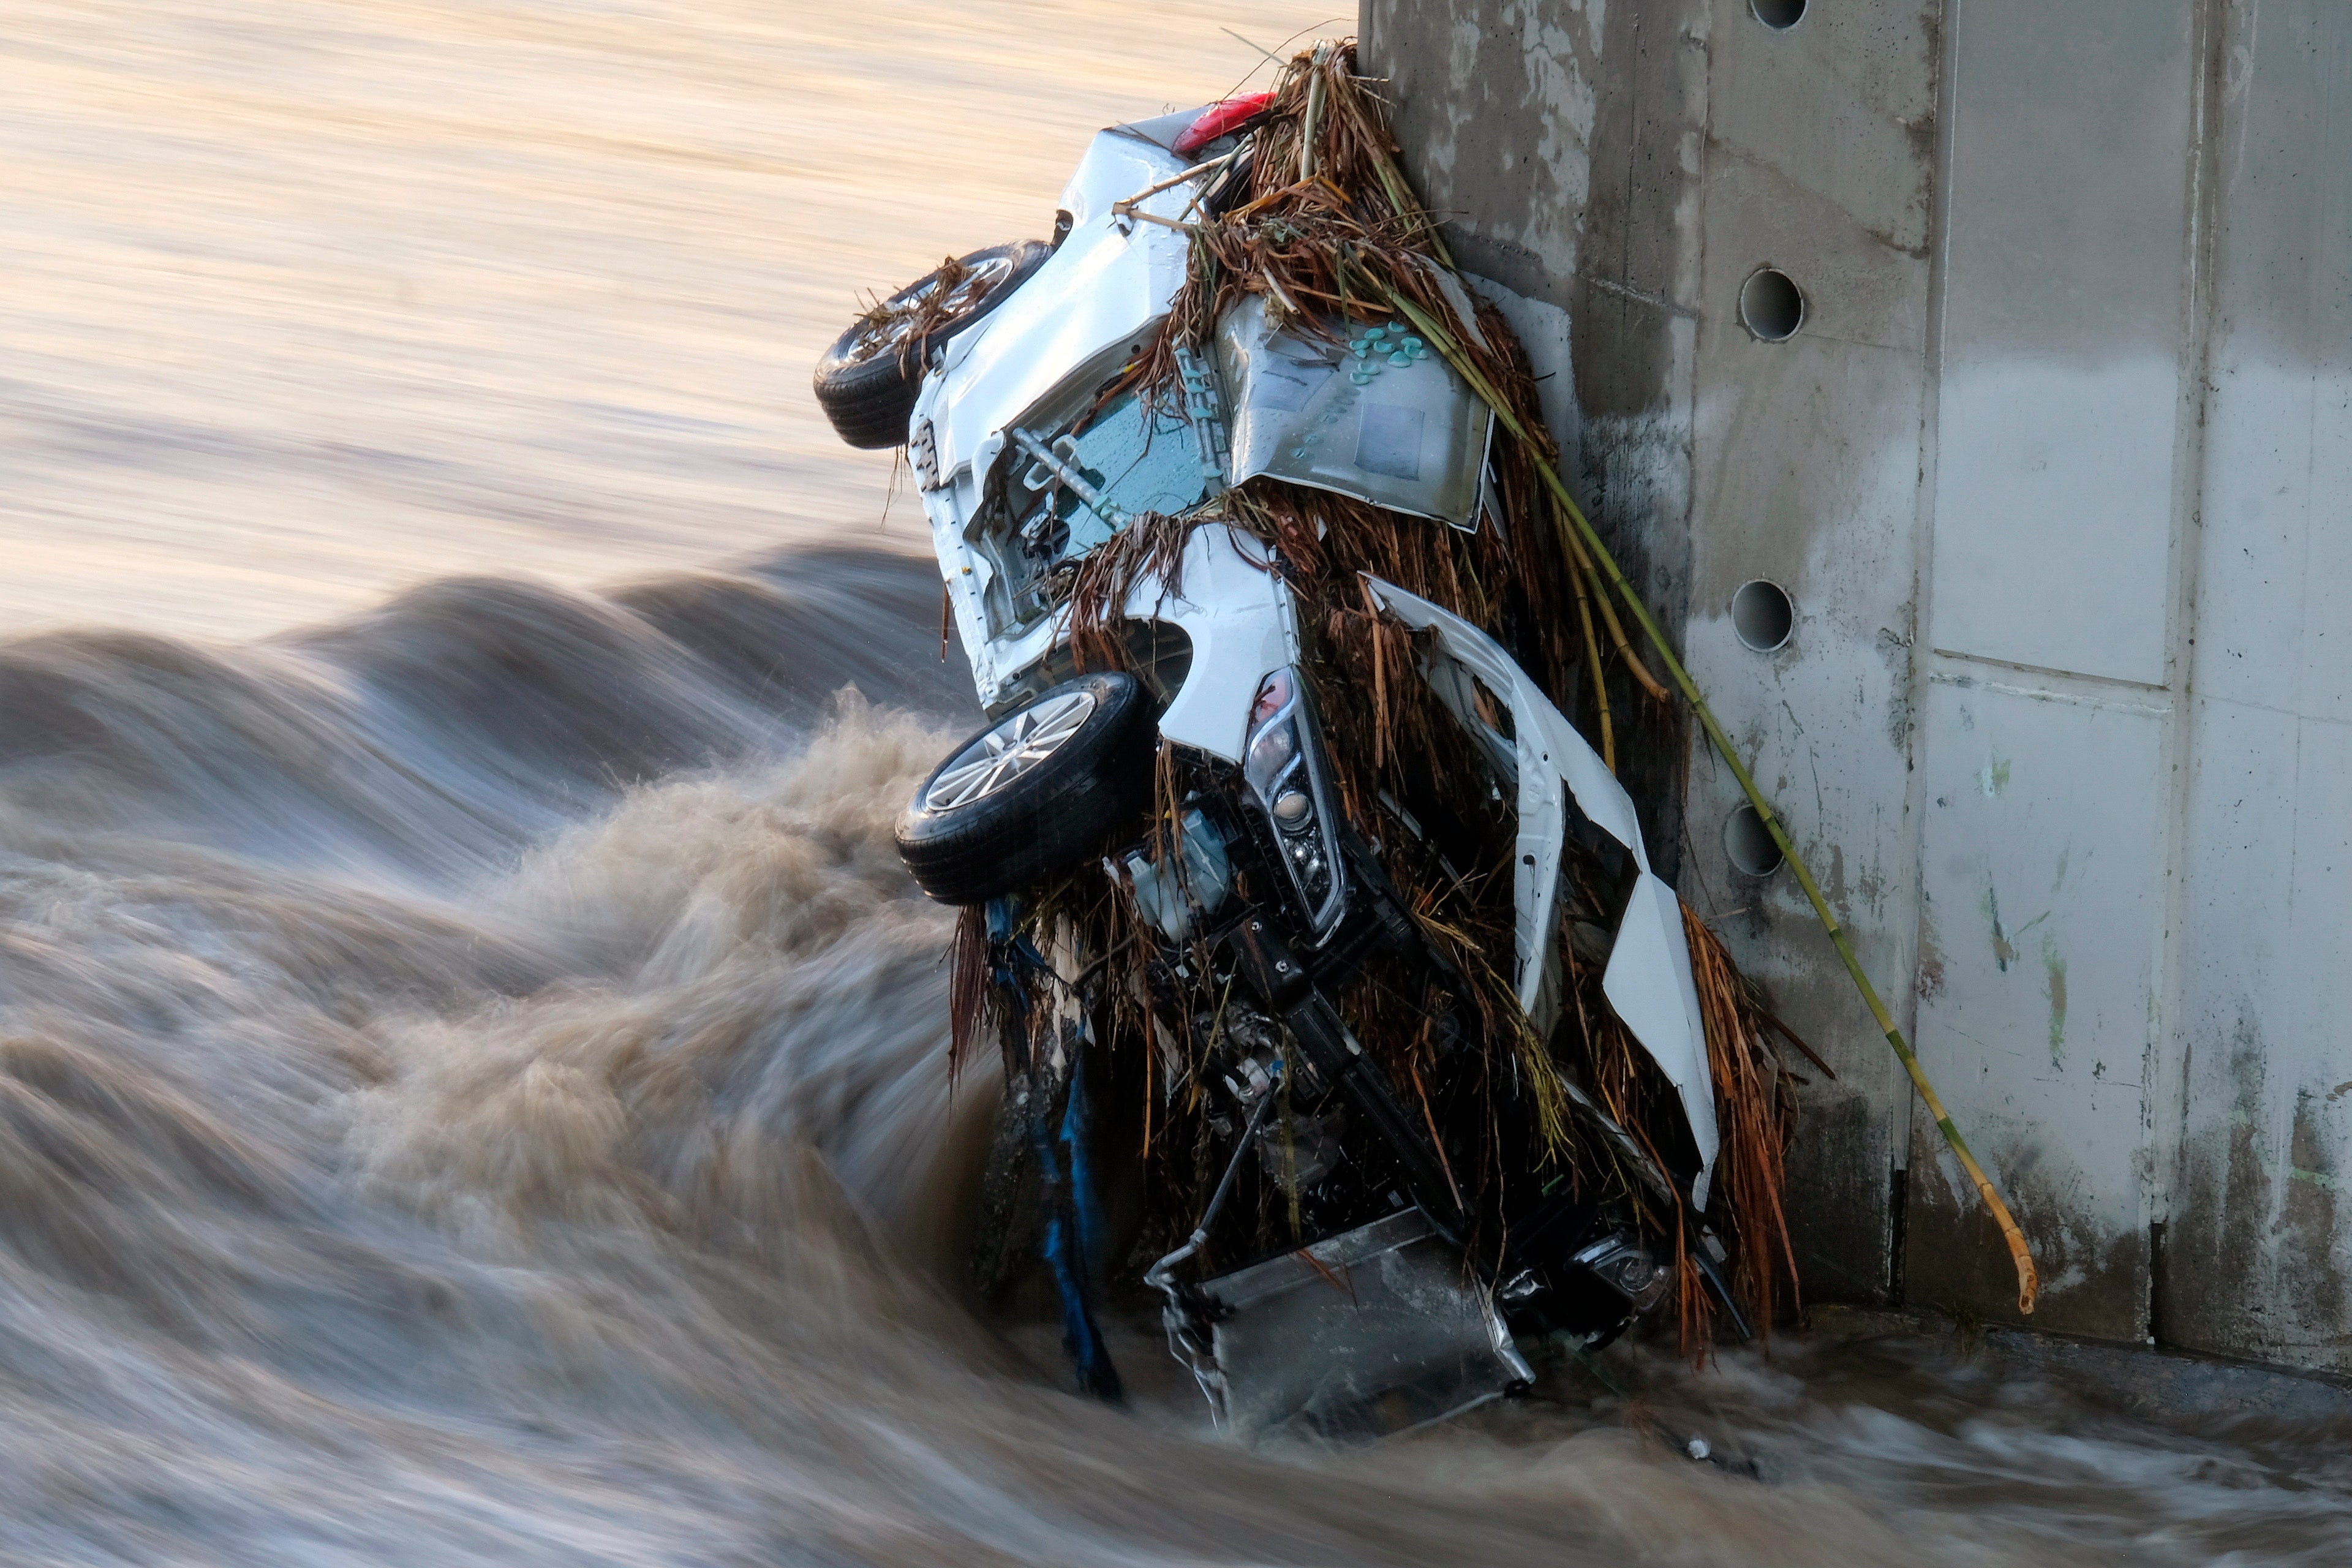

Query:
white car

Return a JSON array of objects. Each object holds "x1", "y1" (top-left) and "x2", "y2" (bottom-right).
[{"x1": 815, "y1": 99, "x2": 1726, "y2": 1439}]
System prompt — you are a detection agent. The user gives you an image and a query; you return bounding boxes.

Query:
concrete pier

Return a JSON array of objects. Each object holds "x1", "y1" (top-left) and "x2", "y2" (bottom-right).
[{"x1": 1364, "y1": 0, "x2": 2352, "y2": 1374}]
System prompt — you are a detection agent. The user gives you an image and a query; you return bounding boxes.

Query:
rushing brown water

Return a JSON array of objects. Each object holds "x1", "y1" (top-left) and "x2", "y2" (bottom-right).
[
  {"x1": 2, "y1": 549, "x2": 2348, "y2": 1567},
  {"x1": 4, "y1": 5, "x2": 2350, "y2": 1565}
]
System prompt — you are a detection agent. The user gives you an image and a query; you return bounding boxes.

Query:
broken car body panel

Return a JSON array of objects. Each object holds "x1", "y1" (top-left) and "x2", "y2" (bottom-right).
[
  {"x1": 1216, "y1": 294, "x2": 1493, "y2": 530},
  {"x1": 1121, "y1": 524, "x2": 1298, "y2": 764},
  {"x1": 1200, "y1": 1207, "x2": 1534, "y2": 1441},
  {"x1": 1363, "y1": 577, "x2": 1721, "y2": 1209}
]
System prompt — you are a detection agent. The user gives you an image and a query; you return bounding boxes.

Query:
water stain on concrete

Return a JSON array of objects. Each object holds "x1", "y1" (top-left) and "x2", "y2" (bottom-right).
[
  {"x1": 2285, "y1": 1090, "x2": 2346, "y2": 1332},
  {"x1": 1982, "y1": 880, "x2": 2052, "y2": 976},
  {"x1": 1905, "y1": 1128, "x2": 2147, "y2": 1339},
  {"x1": 1917, "y1": 903, "x2": 1947, "y2": 1001},
  {"x1": 1985, "y1": 883, "x2": 2018, "y2": 971},
  {"x1": 2042, "y1": 937, "x2": 2068, "y2": 1067}
]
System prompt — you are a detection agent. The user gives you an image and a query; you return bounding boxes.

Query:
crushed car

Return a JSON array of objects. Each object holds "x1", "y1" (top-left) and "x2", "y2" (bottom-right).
[{"x1": 813, "y1": 47, "x2": 1790, "y2": 1442}]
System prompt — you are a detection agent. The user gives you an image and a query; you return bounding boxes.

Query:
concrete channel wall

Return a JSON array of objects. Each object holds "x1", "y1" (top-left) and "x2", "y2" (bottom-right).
[{"x1": 1360, "y1": 0, "x2": 2352, "y2": 1371}]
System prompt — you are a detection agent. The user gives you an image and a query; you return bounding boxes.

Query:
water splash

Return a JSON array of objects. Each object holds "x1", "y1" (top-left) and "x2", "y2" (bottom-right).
[{"x1": 0, "y1": 551, "x2": 2343, "y2": 1566}]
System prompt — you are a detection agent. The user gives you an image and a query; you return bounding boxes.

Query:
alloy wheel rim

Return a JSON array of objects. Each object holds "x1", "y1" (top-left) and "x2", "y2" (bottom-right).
[
  {"x1": 924, "y1": 689, "x2": 1097, "y2": 811},
  {"x1": 849, "y1": 255, "x2": 1015, "y2": 363}
]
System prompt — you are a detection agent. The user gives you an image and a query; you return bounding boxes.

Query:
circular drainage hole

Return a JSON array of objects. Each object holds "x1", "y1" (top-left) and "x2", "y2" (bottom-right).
[
  {"x1": 1732, "y1": 579, "x2": 1795, "y2": 652},
  {"x1": 1724, "y1": 804, "x2": 1785, "y2": 878},
  {"x1": 1752, "y1": 0, "x2": 1807, "y2": 28},
  {"x1": 1740, "y1": 268, "x2": 1806, "y2": 341}
]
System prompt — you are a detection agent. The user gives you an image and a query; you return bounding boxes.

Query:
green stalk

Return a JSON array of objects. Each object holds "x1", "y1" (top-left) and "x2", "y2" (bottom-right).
[{"x1": 1379, "y1": 282, "x2": 2040, "y2": 1315}]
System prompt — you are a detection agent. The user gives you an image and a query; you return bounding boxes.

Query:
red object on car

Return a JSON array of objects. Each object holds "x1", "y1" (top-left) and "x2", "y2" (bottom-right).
[{"x1": 1173, "y1": 92, "x2": 1276, "y2": 157}]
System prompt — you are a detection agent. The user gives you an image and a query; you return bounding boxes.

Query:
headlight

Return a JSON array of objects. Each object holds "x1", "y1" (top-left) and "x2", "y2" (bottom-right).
[{"x1": 1242, "y1": 668, "x2": 1346, "y2": 936}]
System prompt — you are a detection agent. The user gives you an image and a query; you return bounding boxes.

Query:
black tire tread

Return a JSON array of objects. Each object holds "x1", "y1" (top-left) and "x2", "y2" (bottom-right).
[{"x1": 895, "y1": 673, "x2": 1154, "y2": 905}]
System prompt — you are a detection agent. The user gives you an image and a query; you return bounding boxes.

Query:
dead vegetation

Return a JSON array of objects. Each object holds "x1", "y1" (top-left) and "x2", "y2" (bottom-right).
[
  {"x1": 968, "y1": 40, "x2": 1806, "y2": 1346},
  {"x1": 853, "y1": 253, "x2": 976, "y2": 373}
]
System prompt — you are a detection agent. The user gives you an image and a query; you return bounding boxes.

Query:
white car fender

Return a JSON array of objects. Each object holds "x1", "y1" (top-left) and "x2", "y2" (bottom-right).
[
  {"x1": 1119, "y1": 524, "x2": 1300, "y2": 764},
  {"x1": 1362, "y1": 577, "x2": 1720, "y2": 1210}
]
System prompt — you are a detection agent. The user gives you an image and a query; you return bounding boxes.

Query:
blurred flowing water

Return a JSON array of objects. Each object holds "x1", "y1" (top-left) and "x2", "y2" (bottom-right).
[
  {"x1": 3, "y1": 548, "x2": 2348, "y2": 1567},
  {"x1": 2, "y1": 4, "x2": 2350, "y2": 1565}
]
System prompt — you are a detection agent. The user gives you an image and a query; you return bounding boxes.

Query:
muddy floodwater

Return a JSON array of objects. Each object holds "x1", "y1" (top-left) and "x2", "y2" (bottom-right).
[{"x1": 2, "y1": 4, "x2": 2350, "y2": 1564}]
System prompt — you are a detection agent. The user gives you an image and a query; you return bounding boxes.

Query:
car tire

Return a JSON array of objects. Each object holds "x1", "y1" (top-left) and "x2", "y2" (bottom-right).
[
  {"x1": 896, "y1": 673, "x2": 1155, "y2": 905},
  {"x1": 814, "y1": 239, "x2": 1054, "y2": 450}
]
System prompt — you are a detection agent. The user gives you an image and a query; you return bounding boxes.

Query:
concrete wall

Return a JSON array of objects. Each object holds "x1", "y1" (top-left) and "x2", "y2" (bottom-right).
[{"x1": 1363, "y1": 0, "x2": 2352, "y2": 1371}]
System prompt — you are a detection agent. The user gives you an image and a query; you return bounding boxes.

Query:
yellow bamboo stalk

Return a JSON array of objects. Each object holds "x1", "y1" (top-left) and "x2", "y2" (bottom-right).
[
  {"x1": 1562, "y1": 526, "x2": 1618, "y2": 772},
  {"x1": 1381, "y1": 282, "x2": 2040, "y2": 1315},
  {"x1": 1553, "y1": 494, "x2": 1671, "y2": 701}
]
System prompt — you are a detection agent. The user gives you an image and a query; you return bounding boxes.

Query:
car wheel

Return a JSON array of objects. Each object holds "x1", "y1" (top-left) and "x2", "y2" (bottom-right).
[
  {"x1": 895, "y1": 672, "x2": 1155, "y2": 905},
  {"x1": 813, "y1": 239, "x2": 1054, "y2": 450}
]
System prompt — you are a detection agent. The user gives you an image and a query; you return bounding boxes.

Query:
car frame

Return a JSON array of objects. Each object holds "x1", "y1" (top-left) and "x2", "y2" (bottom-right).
[{"x1": 829, "y1": 99, "x2": 1729, "y2": 1439}]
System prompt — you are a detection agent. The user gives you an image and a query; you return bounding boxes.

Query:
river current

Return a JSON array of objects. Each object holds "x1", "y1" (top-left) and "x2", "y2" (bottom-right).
[{"x1": 2, "y1": 548, "x2": 2347, "y2": 1566}]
